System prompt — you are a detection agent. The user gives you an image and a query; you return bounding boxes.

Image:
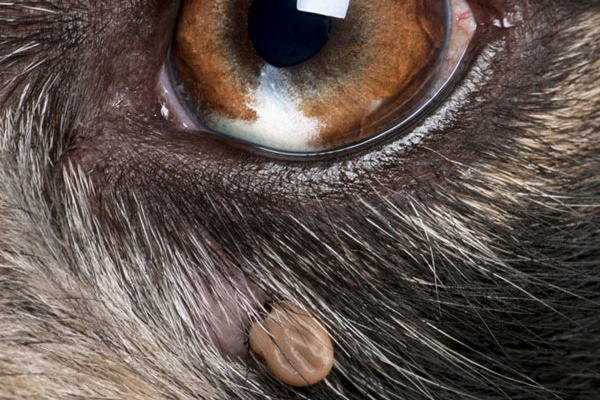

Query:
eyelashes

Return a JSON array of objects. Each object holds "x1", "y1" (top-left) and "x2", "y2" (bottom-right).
[{"x1": 158, "y1": 0, "x2": 479, "y2": 157}]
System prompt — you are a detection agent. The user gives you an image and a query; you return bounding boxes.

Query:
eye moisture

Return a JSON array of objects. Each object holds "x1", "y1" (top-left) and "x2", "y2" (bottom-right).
[
  {"x1": 248, "y1": 0, "x2": 332, "y2": 67},
  {"x1": 248, "y1": 302, "x2": 334, "y2": 386}
]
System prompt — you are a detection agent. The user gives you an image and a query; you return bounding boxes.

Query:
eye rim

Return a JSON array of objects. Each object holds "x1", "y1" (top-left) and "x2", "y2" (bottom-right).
[
  {"x1": 63, "y1": 0, "x2": 514, "y2": 202},
  {"x1": 0, "y1": 0, "x2": 571, "y2": 209},
  {"x1": 162, "y1": 0, "x2": 493, "y2": 160}
]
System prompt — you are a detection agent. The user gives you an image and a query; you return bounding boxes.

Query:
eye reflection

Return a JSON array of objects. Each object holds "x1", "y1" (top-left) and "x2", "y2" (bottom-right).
[{"x1": 166, "y1": 0, "x2": 476, "y2": 155}]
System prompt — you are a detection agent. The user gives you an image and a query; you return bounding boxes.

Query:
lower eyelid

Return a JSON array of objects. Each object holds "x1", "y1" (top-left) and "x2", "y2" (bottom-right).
[{"x1": 391, "y1": 42, "x2": 504, "y2": 153}]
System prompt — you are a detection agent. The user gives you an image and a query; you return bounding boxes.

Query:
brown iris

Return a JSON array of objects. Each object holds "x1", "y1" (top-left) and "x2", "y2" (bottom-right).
[{"x1": 172, "y1": 0, "x2": 448, "y2": 153}]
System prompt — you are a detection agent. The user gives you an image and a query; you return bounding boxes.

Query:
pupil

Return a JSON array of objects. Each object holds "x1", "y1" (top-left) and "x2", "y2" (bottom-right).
[{"x1": 248, "y1": 0, "x2": 332, "y2": 68}]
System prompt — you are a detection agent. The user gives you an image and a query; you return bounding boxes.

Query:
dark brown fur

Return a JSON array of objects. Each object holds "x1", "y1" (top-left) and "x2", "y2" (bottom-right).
[{"x1": 1, "y1": 1, "x2": 599, "y2": 399}]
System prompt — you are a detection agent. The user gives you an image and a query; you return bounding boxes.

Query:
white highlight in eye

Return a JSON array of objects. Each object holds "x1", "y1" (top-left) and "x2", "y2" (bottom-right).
[
  {"x1": 492, "y1": 17, "x2": 514, "y2": 28},
  {"x1": 157, "y1": 65, "x2": 197, "y2": 129},
  {"x1": 212, "y1": 65, "x2": 323, "y2": 152},
  {"x1": 297, "y1": 0, "x2": 350, "y2": 19},
  {"x1": 160, "y1": 104, "x2": 169, "y2": 119}
]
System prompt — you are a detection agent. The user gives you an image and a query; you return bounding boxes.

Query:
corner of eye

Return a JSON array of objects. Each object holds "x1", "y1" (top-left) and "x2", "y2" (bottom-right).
[{"x1": 156, "y1": 63, "x2": 199, "y2": 130}]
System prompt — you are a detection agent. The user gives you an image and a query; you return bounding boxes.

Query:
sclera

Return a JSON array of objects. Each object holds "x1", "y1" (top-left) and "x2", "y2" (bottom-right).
[{"x1": 248, "y1": 301, "x2": 334, "y2": 386}]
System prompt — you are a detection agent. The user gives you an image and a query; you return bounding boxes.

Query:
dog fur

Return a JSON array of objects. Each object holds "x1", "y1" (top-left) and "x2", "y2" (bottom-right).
[{"x1": 1, "y1": 1, "x2": 599, "y2": 399}]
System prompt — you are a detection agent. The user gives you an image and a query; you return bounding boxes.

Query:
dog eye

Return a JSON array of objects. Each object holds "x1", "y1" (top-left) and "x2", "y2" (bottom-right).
[{"x1": 161, "y1": 0, "x2": 477, "y2": 155}]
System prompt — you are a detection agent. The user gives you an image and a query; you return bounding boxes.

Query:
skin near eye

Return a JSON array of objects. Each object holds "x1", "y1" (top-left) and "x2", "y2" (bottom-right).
[{"x1": 0, "y1": 1, "x2": 598, "y2": 399}]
